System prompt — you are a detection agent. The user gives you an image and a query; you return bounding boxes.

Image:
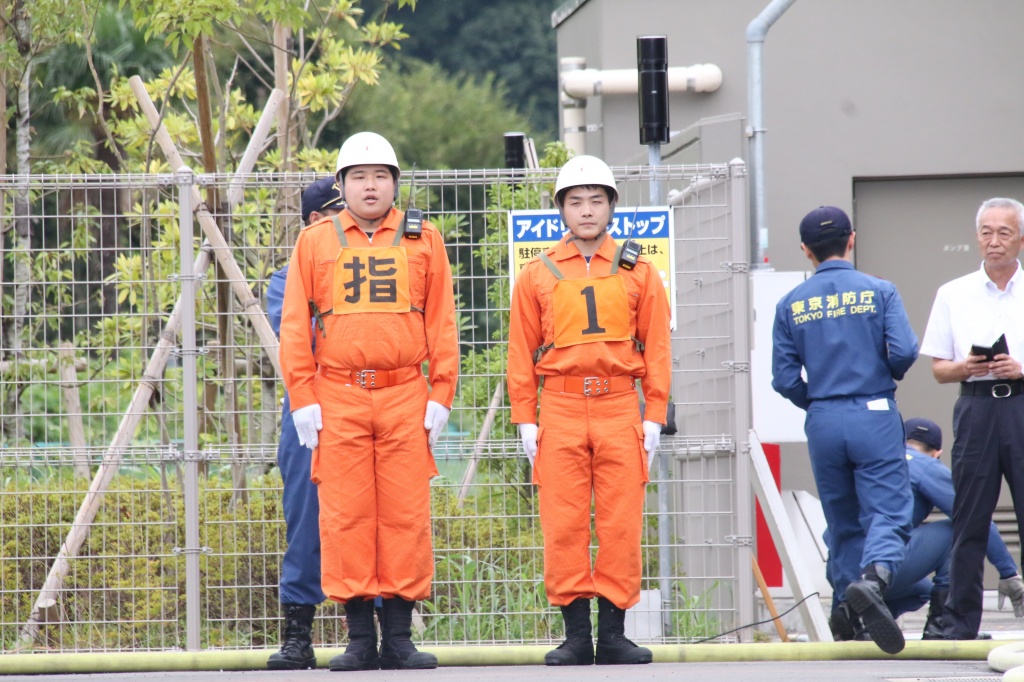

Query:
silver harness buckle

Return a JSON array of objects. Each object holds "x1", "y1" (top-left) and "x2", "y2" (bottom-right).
[
  {"x1": 583, "y1": 377, "x2": 610, "y2": 396},
  {"x1": 355, "y1": 370, "x2": 378, "y2": 388}
]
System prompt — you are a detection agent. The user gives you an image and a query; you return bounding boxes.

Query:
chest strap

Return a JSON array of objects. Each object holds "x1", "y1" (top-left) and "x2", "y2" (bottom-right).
[
  {"x1": 331, "y1": 211, "x2": 406, "y2": 247},
  {"x1": 538, "y1": 245, "x2": 622, "y2": 280}
]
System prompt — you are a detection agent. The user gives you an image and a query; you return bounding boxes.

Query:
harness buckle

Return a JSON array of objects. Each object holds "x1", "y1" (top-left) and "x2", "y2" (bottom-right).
[
  {"x1": 992, "y1": 383, "x2": 1012, "y2": 399},
  {"x1": 355, "y1": 370, "x2": 378, "y2": 388},
  {"x1": 583, "y1": 377, "x2": 610, "y2": 396}
]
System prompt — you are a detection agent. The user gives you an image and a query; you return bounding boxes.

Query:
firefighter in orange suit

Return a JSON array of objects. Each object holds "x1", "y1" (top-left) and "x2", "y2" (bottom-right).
[
  {"x1": 507, "y1": 155, "x2": 672, "y2": 666},
  {"x1": 279, "y1": 132, "x2": 458, "y2": 672}
]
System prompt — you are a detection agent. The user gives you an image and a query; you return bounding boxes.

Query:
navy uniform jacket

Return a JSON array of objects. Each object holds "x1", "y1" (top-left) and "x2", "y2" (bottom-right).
[
  {"x1": 772, "y1": 260, "x2": 918, "y2": 409},
  {"x1": 906, "y1": 447, "x2": 1018, "y2": 577}
]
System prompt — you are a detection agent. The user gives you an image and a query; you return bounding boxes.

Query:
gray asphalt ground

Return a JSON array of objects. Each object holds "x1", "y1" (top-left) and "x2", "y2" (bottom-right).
[{"x1": 0, "y1": 660, "x2": 1009, "y2": 682}]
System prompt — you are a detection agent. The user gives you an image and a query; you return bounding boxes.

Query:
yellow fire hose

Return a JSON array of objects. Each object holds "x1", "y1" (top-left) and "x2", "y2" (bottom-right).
[{"x1": 0, "y1": 640, "x2": 1014, "y2": 675}]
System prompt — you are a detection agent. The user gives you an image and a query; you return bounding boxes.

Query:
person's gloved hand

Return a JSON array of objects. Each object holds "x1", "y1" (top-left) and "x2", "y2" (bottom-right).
[
  {"x1": 519, "y1": 423, "x2": 538, "y2": 466},
  {"x1": 643, "y1": 421, "x2": 661, "y2": 468},
  {"x1": 292, "y1": 403, "x2": 323, "y2": 449},
  {"x1": 998, "y1": 574, "x2": 1024, "y2": 618},
  {"x1": 424, "y1": 400, "x2": 450, "y2": 448}
]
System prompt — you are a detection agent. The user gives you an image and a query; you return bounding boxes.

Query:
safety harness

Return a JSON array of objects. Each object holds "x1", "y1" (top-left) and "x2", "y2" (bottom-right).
[{"x1": 306, "y1": 213, "x2": 422, "y2": 337}]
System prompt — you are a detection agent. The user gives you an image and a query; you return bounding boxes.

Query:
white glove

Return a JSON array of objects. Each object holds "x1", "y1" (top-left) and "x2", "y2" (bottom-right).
[
  {"x1": 424, "y1": 400, "x2": 450, "y2": 448},
  {"x1": 643, "y1": 420, "x2": 661, "y2": 468},
  {"x1": 292, "y1": 403, "x2": 323, "y2": 450},
  {"x1": 519, "y1": 423, "x2": 538, "y2": 466},
  {"x1": 999, "y1": 574, "x2": 1024, "y2": 618}
]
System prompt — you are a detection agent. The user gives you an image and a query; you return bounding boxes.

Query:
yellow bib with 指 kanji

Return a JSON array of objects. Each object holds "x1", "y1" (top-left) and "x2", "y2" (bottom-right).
[
  {"x1": 331, "y1": 246, "x2": 411, "y2": 314},
  {"x1": 551, "y1": 275, "x2": 631, "y2": 347}
]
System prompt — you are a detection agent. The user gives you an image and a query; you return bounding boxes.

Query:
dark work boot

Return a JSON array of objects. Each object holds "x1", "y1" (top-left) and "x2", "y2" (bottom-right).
[
  {"x1": 921, "y1": 587, "x2": 948, "y2": 640},
  {"x1": 845, "y1": 565, "x2": 905, "y2": 654},
  {"x1": 267, "y1": 604, "x2": 317, "y2": 670},
  {"x1": 829, "y1": 603, "x2": 855, "y2": 641},
  {"x1": 595, "y1": 596, "x2": 653, "y2": 665},
  {"x1": 329, "y1": 598, "x2": 381, "y2": 671},
  {"x1": 379, "y1": 597, "x2": 437, "y2": 670},
  {"x1": 545, "y1": 598, "x2": 594, "y2": 666}
]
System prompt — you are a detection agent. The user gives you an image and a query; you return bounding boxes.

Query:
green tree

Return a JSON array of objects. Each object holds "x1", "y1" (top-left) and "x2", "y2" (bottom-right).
[
  {"x1": 0, "y1": 0, "x2": 420, "y2": 448},
  {"x1": 339, "y1": 58, "x2": 533, "y2": 169},
  {"x1": 392, "y1": 0, "x2": 558, "y2": 139}
]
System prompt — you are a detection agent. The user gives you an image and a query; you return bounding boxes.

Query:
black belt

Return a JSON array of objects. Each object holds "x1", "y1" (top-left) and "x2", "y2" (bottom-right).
[{"x1": 960, "y1": 379, "x2": 1024, "y2": 398}]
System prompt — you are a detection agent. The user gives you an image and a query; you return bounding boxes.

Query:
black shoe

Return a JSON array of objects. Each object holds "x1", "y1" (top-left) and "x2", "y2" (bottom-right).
[
  {"x1": 379, "y1": 597, "x2": 437, "y2": 670},
  {"x1": 829, "y1": 604, "x2": 856, "y2": 641},
  {"x1": 921, "y1": 587, "x2": 947, "y2": 640},
  {"x1": 329, "y1": 598, "x2": 381, "y2": 671},
  {"x1": 594, "y1": 596, "x2": 653, "y2": 665},
  {"x1": 268, "y1": 604, "x2": 317, "y2": 670},
  {"x1": 845, "y1": 565, "x2": 905, "y2": 655},
  {"x1": 545, "y1": 598, "x2": 594, "y2": 666}
]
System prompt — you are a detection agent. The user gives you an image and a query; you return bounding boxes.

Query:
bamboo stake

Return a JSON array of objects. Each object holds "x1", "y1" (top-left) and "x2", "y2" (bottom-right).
[
  {"x1": 751, "y1": 555, "x2": 789, "y2": 642},
  {"x1": 20, "y1": 244, "x2": 215, "y2": 645},
  {"x1": 457, "y1": 383, "x2": 504, "y2": 506},
  {"x1": 227, "y1": 89, "x2": 284, "y2": 207},
  {"x1": 58, "y1": 342, "x2": 89, "y2": 480},
  {"x1": 127, "y1": 75, "x2": 282, "y2": 378}
]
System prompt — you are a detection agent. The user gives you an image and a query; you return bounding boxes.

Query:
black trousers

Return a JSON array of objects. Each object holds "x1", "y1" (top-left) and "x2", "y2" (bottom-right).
[{"x1": 943, "y1": 391, "x2": 1024, "y2": 638}]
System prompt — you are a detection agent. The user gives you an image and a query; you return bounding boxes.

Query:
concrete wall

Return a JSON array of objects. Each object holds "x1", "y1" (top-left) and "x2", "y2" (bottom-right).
[{"x1": 555, "y1": 0, "x2": 1024, "y2": 271}]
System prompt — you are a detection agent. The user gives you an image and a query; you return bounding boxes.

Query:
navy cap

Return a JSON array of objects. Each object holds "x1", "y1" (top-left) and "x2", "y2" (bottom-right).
[
  {"x1": 904, "y1": 417, "x2": 942, "y2": 451},
  {"x1": 301, "y1": 177, "x2": 344, "y2": 224},
  {"x1": 799, "y1": 206, "x2": 853, "y2": 245}
]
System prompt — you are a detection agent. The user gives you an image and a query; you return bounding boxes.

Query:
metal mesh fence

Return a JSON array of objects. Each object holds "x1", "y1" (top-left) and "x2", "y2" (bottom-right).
[{"x1": 0, "y1": 164, "x2": 751, "y2": 652}]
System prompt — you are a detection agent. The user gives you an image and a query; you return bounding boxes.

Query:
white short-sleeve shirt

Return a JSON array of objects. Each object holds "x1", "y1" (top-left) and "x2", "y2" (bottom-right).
[{"x1": 920, "y1": 261, "x2": 1024, "y2": 380}]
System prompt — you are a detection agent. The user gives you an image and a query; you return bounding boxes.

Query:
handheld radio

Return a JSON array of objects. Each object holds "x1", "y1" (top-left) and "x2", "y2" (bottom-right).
[
  {"x1": 618, "y1": 206, "x2": 642, "y2": 270},
  {"x1": 402, "y1": 165, "x2": 423, "y2": 239}
]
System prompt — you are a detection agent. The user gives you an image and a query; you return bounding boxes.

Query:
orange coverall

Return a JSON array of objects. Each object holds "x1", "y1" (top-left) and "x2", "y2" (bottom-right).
[
  {"x1": 507, "y1": 234, "x2": 672, "y2": 610},
  {"x1": 279, "y1": 207, "x2": 458, "y2": 603}
]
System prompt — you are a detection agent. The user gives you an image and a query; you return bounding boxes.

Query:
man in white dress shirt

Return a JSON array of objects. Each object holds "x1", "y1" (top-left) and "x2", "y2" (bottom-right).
[{"x1": 920, "y1": 197, "x2": 1024, "y2": 639}]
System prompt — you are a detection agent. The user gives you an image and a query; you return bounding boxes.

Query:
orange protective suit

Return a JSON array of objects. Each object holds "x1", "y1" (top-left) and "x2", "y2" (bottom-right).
[
  {"x1": 507, "y1": 234, "x2": 672, "y2": 610},
  {"x1": 279, "y1": 207, "x2": 458, "y2": 603}
]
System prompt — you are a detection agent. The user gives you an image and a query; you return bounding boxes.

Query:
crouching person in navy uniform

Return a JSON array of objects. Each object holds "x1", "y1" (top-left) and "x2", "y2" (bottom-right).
[{"x1": 771, "y1": 206, "x2": 918, "y2": 654}]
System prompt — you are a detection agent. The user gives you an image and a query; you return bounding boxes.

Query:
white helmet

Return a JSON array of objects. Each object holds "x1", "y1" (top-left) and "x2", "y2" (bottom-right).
[
  {"x1": 554, "y1": 155, "x2": 618, "y2": 206},
  {"x1": 335, "y1": 132, "x2": 400, "y2": 190}
]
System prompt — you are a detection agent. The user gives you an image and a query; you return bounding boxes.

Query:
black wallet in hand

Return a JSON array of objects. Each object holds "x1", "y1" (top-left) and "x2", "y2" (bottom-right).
[{"x1": 970, "y1": 333, "x2": 1008, "y2": 361}]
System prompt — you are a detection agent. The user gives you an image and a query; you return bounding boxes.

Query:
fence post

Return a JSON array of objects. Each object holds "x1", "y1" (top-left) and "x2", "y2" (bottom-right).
[
  {"x1": 176, "y1": 167, "x2": 203, "y2": 651},
  {"x1": 728, "y1": 158, "x2": 756, "y2": 640}
]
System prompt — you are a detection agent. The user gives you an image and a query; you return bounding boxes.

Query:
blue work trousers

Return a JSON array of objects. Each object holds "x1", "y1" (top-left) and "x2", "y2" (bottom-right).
[
  {"x1": 806, "y1": 394, "x2": 913, "y2": 603},
  {"x1": 885, "y1": 519, "x2": 951, "y2": 617},
  {"x1": 278, "y1": 392, "x2": 325, "y2": 606}
]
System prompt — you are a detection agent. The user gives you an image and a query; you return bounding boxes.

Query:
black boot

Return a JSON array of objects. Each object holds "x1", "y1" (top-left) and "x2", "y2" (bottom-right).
[
  {"x1": 329, "y1": 598, "x2": 381, "y2": 671},
  {"x1": 595, "y1": 596, "x2": 652, "y2": 665},
  {"x1": 921, "y1": 587, "x2": 948, "y2": 640},
  {"x1": 845, "y1": 564, "x2": 905, "y2": 654},
  {"x1": 267, "y1": 604, "x2": 317, "y2": 670},
  {"x1": 379, "y1": 597, "x2": 437, "y2": 670},
  {"x1": 830, "y1": 602, "x2": 873, "y2": 641},
  {"x1": 545, "y1": 598, "x2": 594, "y2": 666},
  {"x1": 829, "y1": 603, "x2": 855, "y2": 641}
]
